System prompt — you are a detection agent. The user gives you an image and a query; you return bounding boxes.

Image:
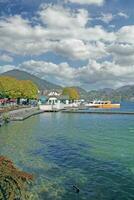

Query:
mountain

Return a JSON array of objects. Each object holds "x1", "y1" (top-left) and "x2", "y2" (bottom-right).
[
  {"x1": 0, "y1": 70, "x2": 87, "y2": 97},
  {"x1": 97, "y1": 88, "x2": 114, "y2": 95},
  {"x1": 1, "y1": 70, "x2": 134, "y2": 101},
  {"x1": 87, "y1": 85, "x2": 134, "y2": 102},
  {"x1": 1, "y1": 70, "x2": 62, "y2": 91}
]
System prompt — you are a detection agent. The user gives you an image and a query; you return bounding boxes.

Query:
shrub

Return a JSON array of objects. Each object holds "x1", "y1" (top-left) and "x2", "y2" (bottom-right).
[{"x1": 2, "y1": 113, "x2": 10, "y2": 123}]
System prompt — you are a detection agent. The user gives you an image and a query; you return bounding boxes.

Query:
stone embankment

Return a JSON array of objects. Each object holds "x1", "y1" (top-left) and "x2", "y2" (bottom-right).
[
  {"x1": 0, "y1": 107, "x2": 44, "y2": 126},
  {"x1": 9, "y1": 107, "x2": 44, "y2": 121}
]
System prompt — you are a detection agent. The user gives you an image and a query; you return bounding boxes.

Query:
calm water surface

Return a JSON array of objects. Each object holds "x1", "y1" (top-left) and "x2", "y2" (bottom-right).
[{"x1": 0, "y1": 104, "x2": 134, "y2": 199}]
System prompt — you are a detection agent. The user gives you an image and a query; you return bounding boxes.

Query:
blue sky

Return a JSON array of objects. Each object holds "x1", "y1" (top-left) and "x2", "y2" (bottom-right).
[{"x1": 0, "y1": 0, "x2": 134, "y2": 90}]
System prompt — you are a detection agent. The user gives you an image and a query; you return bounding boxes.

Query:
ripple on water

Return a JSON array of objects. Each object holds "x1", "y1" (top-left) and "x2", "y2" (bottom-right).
[
  {"x1": 29, "y1": 137, "x2": 134, "y2": 200},
  {"x1": 0, "y1": 111, "x2": 134, "y2": 200}
]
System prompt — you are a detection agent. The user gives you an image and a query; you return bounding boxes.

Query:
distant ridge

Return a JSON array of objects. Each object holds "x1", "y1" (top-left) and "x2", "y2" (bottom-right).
[
  {"x1": 1, "y1": 70, "x2": 62, "y2": 91},
  {"x1": 87, "y1": 86, "x2": 134, "y2": 102},
  {"x1": 1, "y1": 70, "x2": 134, "y2": 101}
]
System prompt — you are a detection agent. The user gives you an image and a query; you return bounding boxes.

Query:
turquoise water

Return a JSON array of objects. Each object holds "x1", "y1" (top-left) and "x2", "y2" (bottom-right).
[{"x1": 0, "y1": 108, "x2": 134, "y2": 199}]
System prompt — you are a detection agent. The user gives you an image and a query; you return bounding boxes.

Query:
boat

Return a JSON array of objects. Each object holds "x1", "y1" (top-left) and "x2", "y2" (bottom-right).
[{"x1": 85, "y1": 100, "x2": 120, "y2": 109}]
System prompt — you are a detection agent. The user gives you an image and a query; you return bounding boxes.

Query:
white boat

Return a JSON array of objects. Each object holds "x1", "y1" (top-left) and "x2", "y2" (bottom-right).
[{"x1": 85, "y1": 100, "x2": 120, "y2": 109}]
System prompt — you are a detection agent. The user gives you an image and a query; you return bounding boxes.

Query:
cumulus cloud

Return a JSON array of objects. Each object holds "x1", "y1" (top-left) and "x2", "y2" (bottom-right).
[
  {"x1": 14, "y1": 59, "x2": 134, "y2": 88},
  {"x1": 116, "y1": 25, "x2": 134, "y2": 43},
  {"x1": 76, "y1": 60, "x2": 134, "y2": 88},
  {"x1": 108, "y1": 43, "x2": 134, "y2": 66},
  {"x1": 0, "y1": 54, "x2": 13, "y2": 62},
  {"x1": 117, "y1": 12, "x2": 129, "y2": 19},
  {"x1": 0, "y1": 5, "x2": 115, "y2": 61},
  {"x1": 53, "y1": 39, "x2": 90, "y2": 60},
  {"x1": 98, "y1": 12, "x2": 129, "y2": 24},
  {"x1": 0, "y1": 3, "x2": 134, "y2": 89},
  {"x1": 0, "y1": 65, "x2": 15, "y2": 73},
  {"x1": 20, "y1": 60, "x2": 75, "y2": 80},
  {"x1": 98, "y1": 13, "x2": 114, "y2": 24},
  {"x1": 66, "y1": 0, "x2": 105, "y2": 6},
  {"x1": 1, "y1": 54, "x2": 134, "y2": 88},
  {"x1": 19, "y1": 60, "x2": 76, "y2": 85},
  {"x1": 107, "y1": 25, "x2": 134, "y2": 68},
  {"x1": 39, "y1": 4, "x2": 89, "y2": 28}
]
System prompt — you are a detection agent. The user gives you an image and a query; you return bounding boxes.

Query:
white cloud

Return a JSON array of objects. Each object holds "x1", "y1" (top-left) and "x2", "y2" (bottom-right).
[
  {"x1": 19, "y1": 60, "x2": 76, "y2": 85},
  {"x1": 116, "y1": 25, "x2": 134, "y2": 43},
  {"x1": 98, "y1": 13, "x2": 114, "y2": 24},
  {"x1": 0, "y1": 3, "x2": 134, "y2": 89},
  {"x1": 0, "y1": 6, "x2": 115, "y2": 61},
  {"x1": 118, "y1": 12, "x2": 129, "y2": 19},
  {"x1": 0, "y1": 54, "x2": 13, "y2": 62},
  {"x1": 107, "y1": 25, "x2": 134, "y2": 67},
  {"x1": 0, "y1": 65, "x2": 15, "y2": 73},
  {"x1": 98, "y1": 12, "x2": 129, "y2": 24},
  {"x1": 75, "y1": 60, "x2": 134, "y2": 88},
  {"x1": 39, "y1": 4, "x2": 89, "y2": 28},
  {"x1": 53, "y1": 39, "x2": 90, "y2": 60},
  {"x1": 66, "y1": 0, "x2": 105, "y2": 6},
  {"x1": 16, "y1": 59, "x2": 134, "y2": 88},
  {"x1": 108, "y1": 43, "x2": 134, "y2": 66},
  {"x1": 1, "y1": 55, "x2": 134, "y2": 88}
]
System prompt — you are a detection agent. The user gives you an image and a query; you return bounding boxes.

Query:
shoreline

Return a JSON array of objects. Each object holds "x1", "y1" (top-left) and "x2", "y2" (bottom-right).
[
  {"x1": 9, "y1": 107, "x2": 45, "y2": 121},
  {"x1": 0, "y1": 107, "x2": 45, "y2": 126},
  {"x1": 62, "y1": 110, "x2": 134, "y2": 115},
  {"x1": 1, "y1": 106, "x2": 134, "y2": 127}
]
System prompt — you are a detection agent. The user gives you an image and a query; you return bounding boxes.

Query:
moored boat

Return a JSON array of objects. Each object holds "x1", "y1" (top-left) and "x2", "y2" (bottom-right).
[{"x1": 85, "y1": 100, "x2": 120, "y2": 109}]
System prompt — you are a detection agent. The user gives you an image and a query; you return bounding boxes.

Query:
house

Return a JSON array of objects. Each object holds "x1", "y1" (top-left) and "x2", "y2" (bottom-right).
[
  {"x1": 39, "y1": 89, "x2": 84, "y2": 111},
  {"x1": 39, "y1": 91, "x2": 70, "y2": 111}
]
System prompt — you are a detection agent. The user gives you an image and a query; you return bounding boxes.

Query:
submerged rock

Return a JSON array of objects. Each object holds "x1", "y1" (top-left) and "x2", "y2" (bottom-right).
[{"x1": 0, "y1": 156, "x2": 34, "y2": 200}]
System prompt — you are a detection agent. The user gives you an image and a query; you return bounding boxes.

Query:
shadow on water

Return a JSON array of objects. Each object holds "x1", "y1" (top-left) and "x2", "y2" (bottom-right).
[{"x1": 29, "y1": 137, "x2": 134, "y2": 200}]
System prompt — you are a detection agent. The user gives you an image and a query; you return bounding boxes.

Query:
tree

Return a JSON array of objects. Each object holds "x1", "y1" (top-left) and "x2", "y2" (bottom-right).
[
  {"x1": 0, "y1": 76, "x2": 20, "y2": 98},
  {"x1": 62, "y1": 87, "x2": 80, "y2": 101},
  {"x1": 0, "y1": 76, "x2": 38, "y2": 104},
  {"x1": 19, "y1": 80, "x2": 38, "y2": 102}
]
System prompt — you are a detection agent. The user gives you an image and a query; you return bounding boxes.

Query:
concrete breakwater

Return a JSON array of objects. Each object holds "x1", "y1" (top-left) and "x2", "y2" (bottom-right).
[
  {"x1": 62, "y1": 109, "x2": 134, "y2": 115},
  {"x1": 9, "y1": 107, "x2": 44, "y2": 121},
  {"x1": 0, "y1": 107, "x2": 44, "y2": 126}
]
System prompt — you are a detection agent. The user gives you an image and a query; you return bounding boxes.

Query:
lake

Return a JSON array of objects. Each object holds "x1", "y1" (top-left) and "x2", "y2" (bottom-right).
[{"x1": 0, "y1": 103, "x2": 134, "y2": 199}]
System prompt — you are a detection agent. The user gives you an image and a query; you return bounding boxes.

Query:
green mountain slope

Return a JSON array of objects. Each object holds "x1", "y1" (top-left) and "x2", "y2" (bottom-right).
[{"x1": 1, "y1": 70, "x2": 62, "y2": 91}]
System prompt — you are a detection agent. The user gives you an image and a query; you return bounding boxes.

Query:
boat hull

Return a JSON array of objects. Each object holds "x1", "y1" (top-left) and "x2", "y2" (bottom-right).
[{"x1": 86, "y1": 104, "x2": 120, "y2": 109}]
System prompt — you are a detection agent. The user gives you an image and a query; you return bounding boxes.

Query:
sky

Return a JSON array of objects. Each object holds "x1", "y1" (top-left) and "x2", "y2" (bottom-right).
[{"x1": 0, "y1": 0, "x2": 134, "y2": 90}]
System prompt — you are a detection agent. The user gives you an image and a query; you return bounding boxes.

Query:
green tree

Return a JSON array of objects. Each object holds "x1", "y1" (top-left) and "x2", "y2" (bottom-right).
[
  {"x1": 19, "y1": 80, "x2": 38, "y2": 102},
  {"x1": 0, "y1": 76, "x2": 20, "y2": 98},
  {"x1": 0, "y1": 76, "x2": 38, "y2": 104},
  {"x1": 62, "y1": 87, "x2": 80, "y2": 101}
]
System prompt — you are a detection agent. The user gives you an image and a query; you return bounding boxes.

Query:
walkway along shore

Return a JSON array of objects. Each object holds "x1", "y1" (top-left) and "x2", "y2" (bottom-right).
[
  {"x1": 9, "y1": 107, "x2": 45, "y2": 121},
  {"x1": 0, "y1": 107, "x2": 44, "y2": 126}
]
